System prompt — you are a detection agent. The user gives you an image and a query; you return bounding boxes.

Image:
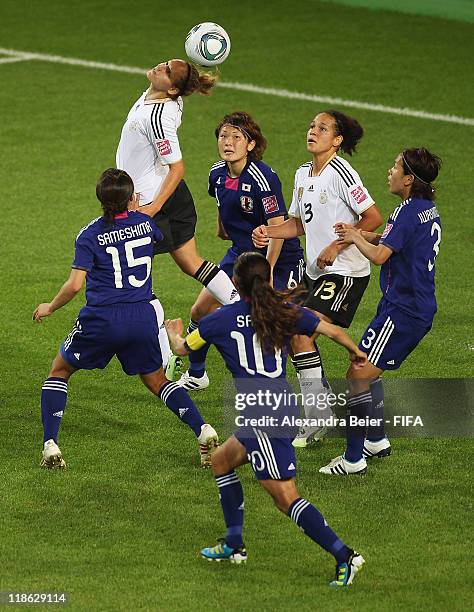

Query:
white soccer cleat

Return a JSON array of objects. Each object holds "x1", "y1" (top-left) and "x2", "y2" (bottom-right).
[
  {"x1": 197, "y1": 424, "x2": 219, "y2": 468},
  {"x1": 319, "y1": 454, "x2": 367, "y2": 475},
  {"x1": 179, "y1": 370, "x2": 210, "y2": 391},
  {"x1": 292, "y1": 425, "x2": 328, "y2": 448},
  {"x1": 363, "y1": 437, "x2": 392, "y2": 459},
  {"x1": 41, "y1": 439, "x2": 66, "y2": 470}
]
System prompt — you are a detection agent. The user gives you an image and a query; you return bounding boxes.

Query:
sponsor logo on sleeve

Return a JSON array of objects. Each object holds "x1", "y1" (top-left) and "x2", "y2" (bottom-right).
[
  {"x1": 156, "y1": 139, "x2": 172, "y2": 156},
  {"x1": 350, "y1": 185, "x2": 367, "y2": 205},
  {"x1": 381, "y1": 223, "x2": 393, "y2": 239},
  {"x1": 262, "y1": 195, "x2": 278, "y2": 214}
]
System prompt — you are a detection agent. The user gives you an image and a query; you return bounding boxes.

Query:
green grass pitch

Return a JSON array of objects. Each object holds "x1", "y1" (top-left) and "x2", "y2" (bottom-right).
[{"x1": 0, "y1": 1, "x2": 472, "y2": 610}]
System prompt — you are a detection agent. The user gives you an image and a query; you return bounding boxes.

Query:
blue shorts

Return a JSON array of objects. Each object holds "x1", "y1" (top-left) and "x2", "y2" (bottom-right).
[
  {"x1": 360, "y1": 300, "x2": 432, "y2": 370},
  {"x1": 220, "y1": 247, "x2": 304, "y2": 291},
  {"x1": 60, "y1": 302, "x2": 163, "y2": 375},
  {"x1": 236, "y1": 428, "x2": 297, "y2": 480}
]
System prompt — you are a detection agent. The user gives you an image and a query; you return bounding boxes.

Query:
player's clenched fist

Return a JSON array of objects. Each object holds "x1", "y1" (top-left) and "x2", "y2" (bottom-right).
[{"x1": 252, "y1": 225, "x2": 269, "y2": 248}]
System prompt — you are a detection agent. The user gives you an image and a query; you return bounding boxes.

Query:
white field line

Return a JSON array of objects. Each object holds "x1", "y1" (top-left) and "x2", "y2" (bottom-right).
[
  {"x1": 0, "y1": 56, "x2": 31, "y2": 64},
  {"x1": 0, "y1": 46, "x2": 473, "y2": 127}
]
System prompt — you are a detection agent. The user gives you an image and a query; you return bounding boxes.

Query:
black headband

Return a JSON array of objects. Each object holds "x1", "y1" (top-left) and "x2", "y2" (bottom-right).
[{"x1": 402, "y1": 152, "x2": 430, "y2": 184}]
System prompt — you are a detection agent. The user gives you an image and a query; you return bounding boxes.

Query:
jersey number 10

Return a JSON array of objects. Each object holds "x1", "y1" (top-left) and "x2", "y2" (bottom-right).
[{"x1": 230, "y1": 331, "x2": 283, "y2": 378}]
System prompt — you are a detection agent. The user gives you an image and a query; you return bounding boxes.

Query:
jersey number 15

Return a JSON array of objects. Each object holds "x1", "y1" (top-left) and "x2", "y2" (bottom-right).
[{"x1": 106, "y1": 237, "x2": 152, "y2": 288}]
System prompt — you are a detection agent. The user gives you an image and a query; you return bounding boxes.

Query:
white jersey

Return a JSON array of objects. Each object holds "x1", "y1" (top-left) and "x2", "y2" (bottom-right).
[
  {"x1": 289, "y1": 156, "x2": 375, "y2": 280},
  {"x1": 116, "y1": 91, "x2": 183, "y2": 204}
]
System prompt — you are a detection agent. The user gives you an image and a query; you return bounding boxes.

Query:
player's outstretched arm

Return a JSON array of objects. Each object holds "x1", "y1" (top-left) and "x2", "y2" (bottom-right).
[
  {"x1": 335, "y1": 225, "x2": 392, "y2": 265},
  {"x1": 32, "y1": 269, "x2": 87, "y2": 323},
  {"x1": 136, "y1": 160, "x2": 185, "y2": 217},
  {"x1": 333, "y1": 222, "x2": 381, "y2": 245},
  {"x1": 314, "y1": 319, "x2": 367, "y2": 368},
  {"x1": 252, "y1": 217, "x2": 303, "y2": 248}
]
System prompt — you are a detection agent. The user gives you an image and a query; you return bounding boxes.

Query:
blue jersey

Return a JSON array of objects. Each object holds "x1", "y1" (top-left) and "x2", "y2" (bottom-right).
[
  {"x1": 379, "y1": 197, "x2": 441, "y2": 322},
  {"x1": 72, "y1": 211, "x2": 163, "y2": 307},
  {"x1": 198, "y1": 299, "x2": 320, "y2": 379},
  {"x1": 209, "y1": 159, "x2": 303, "y2": 262}
]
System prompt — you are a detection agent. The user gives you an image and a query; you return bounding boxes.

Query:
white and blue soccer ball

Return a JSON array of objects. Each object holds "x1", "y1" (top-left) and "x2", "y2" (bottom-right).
[{"x1": 185, "y1": 22, "x2": 231, "y2": 67}]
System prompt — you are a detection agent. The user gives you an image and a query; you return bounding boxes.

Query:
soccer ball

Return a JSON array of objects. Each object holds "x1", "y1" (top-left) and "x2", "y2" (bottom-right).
[{"x1": 185, "y1": 22, "x2": 231, "y2": 67}]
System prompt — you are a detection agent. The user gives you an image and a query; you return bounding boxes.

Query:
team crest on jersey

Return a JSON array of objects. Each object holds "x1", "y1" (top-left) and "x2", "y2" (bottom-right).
[
  {"x1": 350, "y1": 185, "x2": 367, "y2": 205},
  {"x1": 262, "y1": 195, "x2": 278, "y2": 214},
  {"x1": 240, "y1": 195, "x2": 254, "y2": 212},
  {"x1": 156, "y1": 139, "x2": 172, "y2": 156},
  {"x1": 381, "y1": 223, "x2": 393, "y2": 239},
  {"x1": 297, "y1": 187, "x2": 304, "y2": 203},
  {"x1": 319, "y1": 190, "x2": 328, "y2": 204},
  {"x1": 242, "y1": 183, "x2": 251, "y2": 192}
]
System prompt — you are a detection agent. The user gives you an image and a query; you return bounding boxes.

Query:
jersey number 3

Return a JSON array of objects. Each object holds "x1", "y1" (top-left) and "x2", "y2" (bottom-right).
[
  {"x1": 106, "y1": 237, "x2": 152, "y2": 288},
  {"x1": 428, "y1": 222, "x2": 441, "y2": 272}
]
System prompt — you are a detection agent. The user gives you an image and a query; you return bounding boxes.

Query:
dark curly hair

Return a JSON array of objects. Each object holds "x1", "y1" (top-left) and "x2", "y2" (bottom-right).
[
  {"x1": 215, "y1": 111, "x2": 267, "y2": 161},
  {"x1": 321, "y1": 110, "x2": 364, "y2": 156}
]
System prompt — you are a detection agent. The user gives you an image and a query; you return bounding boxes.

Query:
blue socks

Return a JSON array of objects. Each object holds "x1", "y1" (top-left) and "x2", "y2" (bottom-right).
[
  {"x1": 345, "y1": 390, "x2": 372, "y2": 462},
  {"x1": 367, "y1": 378, "x2": 386, "y2": 442},
  {"x1": 187, "y1": 319, "x2": 208, "y2": 378},
  {"x1": 216, "y1": 470, "x2": 244, "y2": 549},
  {"x1": 158, "y1": 382, "x2": 205, "y2": 437},
  {"x1": 288, "y1": 498, "x2": 351, "y2": 564},
  {"x1": 41, "y1": 377, "x2": 68, "y2": 443}
]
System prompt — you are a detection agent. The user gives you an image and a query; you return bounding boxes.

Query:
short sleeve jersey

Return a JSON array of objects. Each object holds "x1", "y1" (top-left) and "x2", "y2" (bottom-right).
[
  {"x1": 209, "y1": 159, "x2": 303, "y2": 262},
  {"x1": 289, "y1": 156, "x2": 375, "y2": 280},
  {"x1": 116, "y1": 92, "x2": 183, "y2": 205},
  {"x1": 379, "y1": 197, "x2": 441, "y2": 322},
  {"x1": 198, "y1": 300, "x2": 320, "y2": 379},
  {"x1": 72, "y1": 211, "x2": 163, "y2": 306}
]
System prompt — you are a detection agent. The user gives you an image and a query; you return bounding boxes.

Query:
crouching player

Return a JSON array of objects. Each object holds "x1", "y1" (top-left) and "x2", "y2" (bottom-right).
[
  {"x1": 319, "y1": 148, "x2": 442, "y2": 475},
  {"x1": 33, "y1": 169, "x2": 218, "y2": 469},
  {"x1": 166, "y1": 252, "x2": 368, "y2": 587}
]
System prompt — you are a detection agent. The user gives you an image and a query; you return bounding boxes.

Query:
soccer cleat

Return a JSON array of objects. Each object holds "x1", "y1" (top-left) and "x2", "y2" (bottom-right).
[
  {"x1": 292, "y1": 425, "x2": 328, "y2": 448},
  {"x1": 200, "y1": 538, "x2": 247, "y2": 564},
  {"x1": 165, "y1": 354, "x2": 183, "y2": 382},
  {"x1": 363, "y1": 437, "x2": 392, "y2": 459},
  {"x1": 178, "y1": 370, "x2": 210, "y2": 391},
  {"x1": 319, "y1": 454, "x2": 367, "y2": 475},
  {"x1": 330, "y1": 551, "x2": 365, "y2": 587},
  {"x1": 40, "y1": 439, "x2": 66, "y2": 470},
  {"x1": 197, "y1": 424, "x2": 219, "y2": 468}
]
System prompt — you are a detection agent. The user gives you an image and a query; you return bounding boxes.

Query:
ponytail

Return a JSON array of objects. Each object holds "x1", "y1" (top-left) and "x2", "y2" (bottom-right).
[
  {"x1": 322, "y1": 109, "x2": 364, "y2": 156},
  {"x1": 234, "y1": 252, "x2": 304, "y2": 352},
  {"x1": 170, "y1": 62, "x2": 218, "y2": 99}
]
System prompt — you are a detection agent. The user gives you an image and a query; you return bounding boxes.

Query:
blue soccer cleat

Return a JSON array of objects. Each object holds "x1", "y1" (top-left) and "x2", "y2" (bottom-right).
[
  {"x1": 200, "y1": 539, "x2": 247, "y2": 564},
  {"x1": 330, "y1": 552, "x2": 365, "y2": 587}
]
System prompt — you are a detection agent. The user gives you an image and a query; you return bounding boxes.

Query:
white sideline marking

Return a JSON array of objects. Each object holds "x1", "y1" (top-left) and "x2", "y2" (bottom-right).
[
  {"x1": 0, "y1": 47, "x2": 473, "y2": 127},
  {"x1": 0, "y1": 56, "x2": 30, "y2": 64}
]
